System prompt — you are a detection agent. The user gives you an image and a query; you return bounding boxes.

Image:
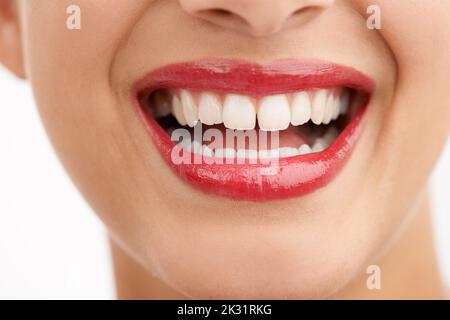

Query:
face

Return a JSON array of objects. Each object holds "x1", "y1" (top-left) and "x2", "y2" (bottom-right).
[{"x1": 2, "y1": 0, "x2": 449, "y2": 298}]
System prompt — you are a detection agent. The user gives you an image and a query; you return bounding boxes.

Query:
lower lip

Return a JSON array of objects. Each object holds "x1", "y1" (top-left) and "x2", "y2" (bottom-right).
[
  {"x1": 139, "y1": 106, "x2": 366, "y2": 201},
  {"x1": 134, "y1": 59, "x2": 372, "y2": 201}
]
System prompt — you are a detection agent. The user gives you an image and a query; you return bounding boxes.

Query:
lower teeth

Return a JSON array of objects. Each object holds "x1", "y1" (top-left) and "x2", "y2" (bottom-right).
[{"x1": 172, "y1": 126, "x2": 339, "y2": 160}]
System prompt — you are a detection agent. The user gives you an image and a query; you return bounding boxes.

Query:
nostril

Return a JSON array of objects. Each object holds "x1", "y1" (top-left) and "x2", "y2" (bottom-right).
[
  {"x1": 209, "y1": 8, "x2": 233, "y2": 17},
  {"x1": 288, "y1": 6, "x2": 322, "y2": 26},
  {"x1": 196, "y1": 8, "x2": 249, "y2": 30},
  {"x1": 180, "y1": 0, "x2": 333, "y2": 37},
  {"x1": 293, "y1": 7, "x2": 307, "y2": 15}
]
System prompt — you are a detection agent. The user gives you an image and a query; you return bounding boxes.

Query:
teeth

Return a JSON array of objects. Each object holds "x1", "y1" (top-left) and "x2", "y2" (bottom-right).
[
  {"x1": 180, "y1": 145, "x2": 318, "y2": 158},
  {"x1": 178, "y1": 138, "x2": 192, "y2": 152},
  {"x1": 298, "y1": 144, "x2": 312, "y2": 155},
  {"x1": 312, "y1": 138, "x2": 327, "y2": 153},
  {"x1": 191, "y1": 140, "x2": 203, "y2": 155},
  {"x1": 258, "y1": 95, "x2": 291, "y2": 131},
  {"x1": 202, "y1": 145, "x2": 214, "y2": 157},
  {"x1": 179, "y1": 140, "x2": 337, "y2": 159},
  {"x1": 279, "y1": 147, "x2": 299, "y2": 157},
  {"x1": 291, "y1": 92, "x2": 312, "y2": 126},
  {"x1": 332, "y1": 95, "x2": 341, "y2": 120},
  {"x1": 322, "y1": 93, "x2": 335, "y2": 125},
  {"x1": 258, "y1": 149, "x2": 280, "y2": 160},
  {"x1": 198, "y1": 92, "x2": 222, "y2": 125},
  {"x1": 172, "y1": 95, "x2": 187, "y2": 126},
  {"x1": 180, "y1": 90, "x2": 199, "y2": 127},
  {"x1": 165, "y1": 88, "x2": 350, "y2": 128},
  {"x1": 339, "y1": 91, "x2": 350, "y2": 115},
  {"x1": 215, "y1": 148, "x2": 236, "y2": 159},
  {"x1": 236, "y1": 149, "x2": 258, "y2": 160},
  {"x1": 223, "y1": 94, "x2": 256, "y2": 130},
  {"x1": 311, "y1": 89, "x2": 328, "y2": 125},
  {"x1": 175, "y1": 108, "x2": 343, "y2": 158}
]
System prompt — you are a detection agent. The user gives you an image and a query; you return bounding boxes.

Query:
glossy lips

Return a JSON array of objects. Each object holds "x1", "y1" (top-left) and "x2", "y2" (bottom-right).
[{"x1": 134, "y1": 59, "x2": 374, "y2": 201}]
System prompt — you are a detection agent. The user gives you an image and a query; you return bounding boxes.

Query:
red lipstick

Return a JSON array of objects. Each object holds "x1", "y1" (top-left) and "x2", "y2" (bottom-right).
[{"x1": 133, "y1": 59, "x2": 374, "y2": 201}]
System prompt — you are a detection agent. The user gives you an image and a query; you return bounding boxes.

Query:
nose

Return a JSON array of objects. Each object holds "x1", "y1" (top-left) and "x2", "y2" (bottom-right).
[{"x1": 178, "y1": 0, "x2": 334, "y2": 37}]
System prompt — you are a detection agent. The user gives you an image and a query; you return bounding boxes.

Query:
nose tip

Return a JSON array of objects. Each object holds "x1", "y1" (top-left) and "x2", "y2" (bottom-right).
[{"x1": 179, "y1": 0, "x2": 334, "y2": 37}]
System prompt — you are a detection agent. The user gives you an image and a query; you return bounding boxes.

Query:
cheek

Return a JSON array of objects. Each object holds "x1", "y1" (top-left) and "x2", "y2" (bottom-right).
[
  {"x1": 19, "y1": 1, "x2": 162, "y2": 226},
  {"x1": 351, "y1": 0, "x2": 450, "y2": 184},
  {"x1": 355, "y1": 0, "x2": 450, "y2": 116},
  {"x1": 22, "y1": 0, "x2": 150, "y2": 90},
  {"x1": 20, "y1": 0, "x2": 146, "y2": 159},
  {"x1": 355, "y1": 1, "x2": 450, "y2": 245},
  {"x1": 379, "y1": 1, "x2": 450, "y2": 173}
]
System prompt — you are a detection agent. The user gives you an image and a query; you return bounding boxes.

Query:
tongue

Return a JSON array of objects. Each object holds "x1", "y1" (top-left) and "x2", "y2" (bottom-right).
[{"x1": 278, "y1": 127, "x2": 310, "y2": 148}]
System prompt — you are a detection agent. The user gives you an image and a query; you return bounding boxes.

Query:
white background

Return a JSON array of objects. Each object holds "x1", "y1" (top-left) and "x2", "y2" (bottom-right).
[{"x1": 0, "y1": 66, "x2": 449, "y2": 299}]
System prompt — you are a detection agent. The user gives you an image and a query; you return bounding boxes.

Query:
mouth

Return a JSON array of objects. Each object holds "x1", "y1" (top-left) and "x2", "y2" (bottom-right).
[{"x1": 134, "y1": 59, "x2": 374, "y2": 201}]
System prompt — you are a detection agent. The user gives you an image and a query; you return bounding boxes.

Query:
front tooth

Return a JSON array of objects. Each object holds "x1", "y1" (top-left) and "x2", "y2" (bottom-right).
[
  {"x1": 180, "y1": 90, "x2": 199, "y2": 127},
  {"x1": 258, "y1": 95, "x2": 290, "y2": 131},
  {"x1": 332, "y1": 95, "x2": 341, "y2": 120},
  {"x1": 279, "y1": 147, "x2": 299, "y2": 158},
  {"x1": 172, "y1": 95, "x2": 187, "y2": 126},
  {"x1": 291, "y1": 92, "x2": 312, "y2": 126},
  {"x1": 311, "y1": 89, "x2": 328, "y2": 125},
  {"x1": 298, "y1": 144, "x2": 312, "y2": 155},
  {"x1": 339, "y1": 91, "x2": 350, "y2": 115},
  {"x1": 198, "y1": 92, "x2": 222, "y2": 125},
  {"x1": 223, "y1": 94, "x2": 256, "y2": 130},
  {"x1": 322, "y1": 93, "x2": 335, "y2": 125}
]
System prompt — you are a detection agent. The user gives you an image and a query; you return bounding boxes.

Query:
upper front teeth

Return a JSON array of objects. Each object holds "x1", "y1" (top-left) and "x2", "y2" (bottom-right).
[
  {"x1": 198, "y1": 92, "x2": 222, "y2": 125},
  {"x1": 157, "y1": 88, "x2": 350, "y2": 130},
  {"x1": 258, "y1": 95, "x2": 291, "y2": 131},
  {"x1": 223, "y1": 94, "x2": 256, "y2": 130}
]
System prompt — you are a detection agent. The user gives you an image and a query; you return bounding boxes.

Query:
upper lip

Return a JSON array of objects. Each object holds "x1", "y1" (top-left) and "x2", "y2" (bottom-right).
[
  {"x1": 133, "y1": 58, "x2": 374, "y2": 98},
  {"x1": 133, "y1": 58, "x2": 374, "y2": 201}
]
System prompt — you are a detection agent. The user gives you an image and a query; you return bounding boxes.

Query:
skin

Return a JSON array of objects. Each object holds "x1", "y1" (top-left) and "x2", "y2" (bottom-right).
[{"x1": 0, "y1": 0, "x2": 449, "y2": 299}]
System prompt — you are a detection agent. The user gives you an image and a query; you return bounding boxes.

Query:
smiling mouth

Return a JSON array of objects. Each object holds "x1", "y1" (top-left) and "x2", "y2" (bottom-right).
[{"x1": 134, "y1": 59, "x2": 374, "y2": 201}]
